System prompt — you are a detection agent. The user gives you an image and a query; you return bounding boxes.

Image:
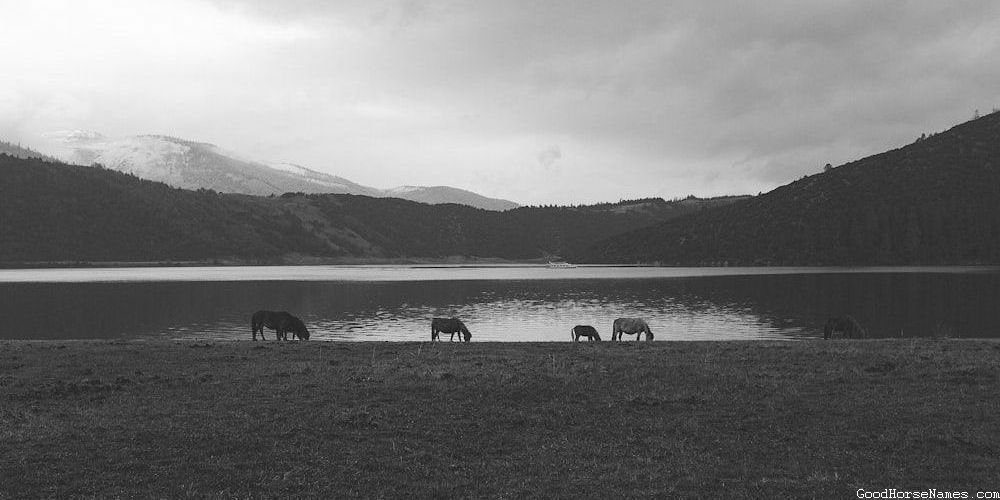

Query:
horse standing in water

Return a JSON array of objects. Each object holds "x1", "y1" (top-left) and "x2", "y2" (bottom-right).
[
  {"x1": 823, "y1": 316, "x2": 867, "y2": 339},
  {"x1": 251, "y1": 310, "x2": 310, "y2": 341},
  {"x1": 611, "y1": 318, "x2": 654, "y2": 341},
  {"x1": 571, "y1": 325, "x2": 602, "y2": 342},
  {"x1": 431, "y1": 318, "x2": 471, "y2": 342}
]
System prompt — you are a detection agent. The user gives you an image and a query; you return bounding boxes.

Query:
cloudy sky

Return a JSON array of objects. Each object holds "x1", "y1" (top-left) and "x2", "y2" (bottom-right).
[{"x1": 2, "y1": 0, "x2": 999, "y2": 205}]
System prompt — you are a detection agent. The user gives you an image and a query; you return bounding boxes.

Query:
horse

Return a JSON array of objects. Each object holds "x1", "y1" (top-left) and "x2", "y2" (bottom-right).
[
  {"x1": 611, "y1": 317, "x2": 653, "y2": 341},
  {"x1": 431, "y1": 317, "x2": 471, "y2": 342},
  {"x1": 571, "y1": 325, "x2": 601, "y2": 342},
  {"x1": 251, "y1": 310, "x2": 310, "y2": 341},
  {"x1": 823, "y1": 315, "x2": 867, "y2": 339}
]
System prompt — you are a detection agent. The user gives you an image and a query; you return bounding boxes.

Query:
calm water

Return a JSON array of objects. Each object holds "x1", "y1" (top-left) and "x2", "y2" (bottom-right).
[{"x1": 1, "y1": 265, "x2": 997, "y2": 342}]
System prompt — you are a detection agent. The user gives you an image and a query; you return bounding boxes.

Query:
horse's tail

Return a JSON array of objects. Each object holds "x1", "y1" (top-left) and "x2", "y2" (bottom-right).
[{"x1": 823, "y1": 318, "x2": 834, "y2": 339}]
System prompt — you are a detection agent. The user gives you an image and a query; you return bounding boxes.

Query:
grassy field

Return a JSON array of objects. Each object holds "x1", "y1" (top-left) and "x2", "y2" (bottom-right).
[{"x1": 2, "y1": 339, "x2": 999, "y2": 498}]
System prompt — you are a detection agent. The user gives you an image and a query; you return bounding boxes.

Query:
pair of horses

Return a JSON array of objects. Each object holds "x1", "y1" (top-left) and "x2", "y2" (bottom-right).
[
  {"x1": 572, "y1": 318, "x2": 654, "y2": 342},
  {"x1": 251, "y1": 310, "x2": 310, "y2": 341}
]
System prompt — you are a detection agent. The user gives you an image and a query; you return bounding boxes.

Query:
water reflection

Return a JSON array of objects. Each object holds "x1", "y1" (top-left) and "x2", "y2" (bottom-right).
[{"x1": 1, "y1": 269, "x2": 998, "y2": 341}]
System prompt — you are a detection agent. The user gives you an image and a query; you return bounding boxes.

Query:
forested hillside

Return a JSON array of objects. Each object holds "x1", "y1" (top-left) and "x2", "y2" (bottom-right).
[
  {"x1": 0, "y1": 155, "x2": 741, "y2": 264},
  {"x1": 575, "y1": 112, "x2": 1000, "y2": 265},
  {"x1": 0, "y1": 156, "x2": 327, "y2": 263},
  {"x1": 0, "y1": 140, "x2": 58, "y2": 162}
]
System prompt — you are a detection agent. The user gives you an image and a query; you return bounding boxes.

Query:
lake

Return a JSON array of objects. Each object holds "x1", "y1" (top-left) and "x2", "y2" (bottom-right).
[{"x1": 1, "y1": 265, "x2": 998, "y2": 342}]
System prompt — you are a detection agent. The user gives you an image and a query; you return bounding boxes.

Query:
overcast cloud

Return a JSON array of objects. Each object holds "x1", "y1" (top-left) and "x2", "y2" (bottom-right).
[{"x1": 2, "y1": 0, "x2": 999, "y2": 205}]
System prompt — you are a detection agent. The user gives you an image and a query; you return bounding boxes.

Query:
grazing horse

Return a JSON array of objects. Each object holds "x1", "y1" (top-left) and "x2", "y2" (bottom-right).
[
  {"x1": 431, "y1": 317, "x2": 471, "y2": 342},
  {"x1": 823, "y1": 316, "x2": 867, "y2": 339},
  {"x1": 571, "y1": 325, "x2": 601, "y2": 342},
  {"x1": 612, "y1": 317, "x2": 654, "y2": 341},
  {"x1": 251, "y1": 310, "x2": 310, "y2": 341}
]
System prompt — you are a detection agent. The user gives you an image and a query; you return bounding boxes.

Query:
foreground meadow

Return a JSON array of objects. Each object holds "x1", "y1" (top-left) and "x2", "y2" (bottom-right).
[{"x1": 1, "y1": 339, "x2": 998, "y2": 498}]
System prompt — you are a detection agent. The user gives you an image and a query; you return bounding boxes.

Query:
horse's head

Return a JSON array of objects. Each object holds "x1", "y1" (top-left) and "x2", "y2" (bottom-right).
[
  {"x1": 460, "y1": 324, "x2": 471, "y2": 342},
  {"x1": 291, "y1": 318, "x2": 310, "y2": 340},
  {"x1": 592, "y1": 331, "x2": 602, "y2": 341}
]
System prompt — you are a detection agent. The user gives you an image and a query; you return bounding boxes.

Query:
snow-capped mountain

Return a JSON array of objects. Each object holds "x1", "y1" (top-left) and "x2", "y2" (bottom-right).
[{"x1": 34, "y1": 131, "x2": 519, "y2": 210}]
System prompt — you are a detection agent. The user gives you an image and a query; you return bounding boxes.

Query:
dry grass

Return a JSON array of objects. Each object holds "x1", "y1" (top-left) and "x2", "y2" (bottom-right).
[{"x1": 2, "y1": 339, "x2": 999, "y2": 498}]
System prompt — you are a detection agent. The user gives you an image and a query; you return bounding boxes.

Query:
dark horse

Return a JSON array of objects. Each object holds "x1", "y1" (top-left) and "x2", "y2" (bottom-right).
[
  {"x1": 612, "y1": 317, "x2": 654, "y2": 341},
  {"x1": 251, "y1": 310, "x2": 310, "y2": 341},
  {"x1": 571, "y1": 325, "x2": 601, "y2": 342},
  {"x1": 823, "y1": 316, "x2": 867, "y2": 339},
  {"x1": 431, "y1": 317, "x2": 471, "y2": 342}
]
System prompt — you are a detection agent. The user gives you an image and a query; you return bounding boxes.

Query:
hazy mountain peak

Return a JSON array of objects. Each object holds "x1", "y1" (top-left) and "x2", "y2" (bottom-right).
[
  {"x1": 43, "y1": 130, "x2": 107, "y2": 144},
  {"x1": 383, "y1": 185, "x2": 520, "y2": 211}
]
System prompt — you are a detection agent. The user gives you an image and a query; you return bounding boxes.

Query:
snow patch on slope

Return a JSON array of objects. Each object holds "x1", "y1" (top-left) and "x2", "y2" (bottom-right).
[{"x1": 90, "y1": 136, "x2": 191, "y2": 182}]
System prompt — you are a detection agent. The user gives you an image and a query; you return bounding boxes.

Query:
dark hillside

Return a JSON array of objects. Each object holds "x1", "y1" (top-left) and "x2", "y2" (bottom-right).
[
  {"x1": 576, "y1": 112, "x2": 1000, "y2": 265},
  {"x1": 0, "y1": 155, "x2": 745, "y2": 264},
  {"x1": 494, "y1": 196, "x2": 748, "y2": 258},
  {"x1": 0, "y1": 155, "x2": 329, "y2": 262}
]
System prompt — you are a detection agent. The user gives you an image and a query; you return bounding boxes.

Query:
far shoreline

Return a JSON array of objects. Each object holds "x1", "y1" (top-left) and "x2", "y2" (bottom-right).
[{"x1": 2, "y1": 258, "x2": 998, "y2": 270}]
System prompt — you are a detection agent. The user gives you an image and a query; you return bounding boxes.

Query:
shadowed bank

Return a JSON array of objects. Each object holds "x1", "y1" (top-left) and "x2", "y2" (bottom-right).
[{"x1": 1, "y1": 340, "x2": 998, "y2": 497}]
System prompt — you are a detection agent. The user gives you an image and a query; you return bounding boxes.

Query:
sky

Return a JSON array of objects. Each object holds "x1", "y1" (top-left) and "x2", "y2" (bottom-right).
[{"x1": 2, "y1": 0, "x2": 999, "y2": 206}]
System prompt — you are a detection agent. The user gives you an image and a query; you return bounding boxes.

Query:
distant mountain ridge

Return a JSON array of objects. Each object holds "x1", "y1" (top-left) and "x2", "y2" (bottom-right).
[
  {"x1": 34, "y1": 132, "x2": 519, "y2": 210},
  {"x1": 574, "y1": 111, "x2": 1000, "y2": 265},
  {"x1": 381, "y1": 185, "x2": 520, "y2": 211}
]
